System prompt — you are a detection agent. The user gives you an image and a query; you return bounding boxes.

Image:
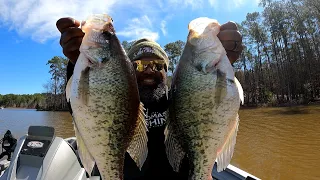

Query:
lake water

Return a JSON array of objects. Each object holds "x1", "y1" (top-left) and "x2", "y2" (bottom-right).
[{"x1": 1, "y1": 105, "x2": 320, "y2": 180}]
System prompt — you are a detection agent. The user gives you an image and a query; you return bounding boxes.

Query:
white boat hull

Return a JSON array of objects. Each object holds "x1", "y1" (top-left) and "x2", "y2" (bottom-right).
[{"x1": 1, "y1": 126, "x2": 260, "y2": 180}]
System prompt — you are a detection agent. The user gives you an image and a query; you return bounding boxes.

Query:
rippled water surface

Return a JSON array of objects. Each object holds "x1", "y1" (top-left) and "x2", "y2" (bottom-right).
[{"x1": 1, "y1": 105, "x2": 320, "y2": 180}]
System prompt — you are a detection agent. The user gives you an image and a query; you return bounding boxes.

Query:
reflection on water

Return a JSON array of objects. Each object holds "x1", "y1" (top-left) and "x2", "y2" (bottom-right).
[
  {"x1": 231, "y1": 105, "x2": 320, "y2": 180},
  {"x1": 0, "y1": 105, "x2": 320, "y2": 180},
  {"x1": 0, "y1": 108, "x2": 74, "y2": 139}
]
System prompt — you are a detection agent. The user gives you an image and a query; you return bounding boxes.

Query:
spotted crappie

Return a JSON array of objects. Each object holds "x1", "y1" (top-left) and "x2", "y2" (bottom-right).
[
  {"x1": 66, "y1": 14, "x2": 148, "y2": 180},
  {"x1": 165, "y1": 17, "x2": 244, "y2": 180}
]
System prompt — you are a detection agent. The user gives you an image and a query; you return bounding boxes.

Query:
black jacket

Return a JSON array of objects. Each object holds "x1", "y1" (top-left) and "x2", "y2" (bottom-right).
[{"x1": 66, "y1": 62, "x2": 189, "y2": 180}]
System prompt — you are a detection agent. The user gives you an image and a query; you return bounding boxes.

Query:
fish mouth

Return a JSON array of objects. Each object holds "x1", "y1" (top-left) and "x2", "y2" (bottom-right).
[
  {"x1": 101, "y1": 17, "x2": 116, "y2": 41},
  {"x1": 80, "y1": 14, "x2": 115, "y2": 66},
  {"x1": 102, "y1": 21, "x2": 116, "y2": 37},
  {"x1": 81, "y1": 14, "x2": 115, "y2": 44}
]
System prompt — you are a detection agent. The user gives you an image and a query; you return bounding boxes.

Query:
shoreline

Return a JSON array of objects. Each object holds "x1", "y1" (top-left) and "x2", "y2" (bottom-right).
[
  {"x1": 0, "y1": 107, "x2": 69, "y2": 112},
  {"x1": 36, "y1": 109, "x2": 69, "y2": 112},
  {"x1": 1, "y1": 102, "x2": 319, "y2": 112},
  {"x1": 240, "y1": 100, "x2": 320, "y2": 109}
]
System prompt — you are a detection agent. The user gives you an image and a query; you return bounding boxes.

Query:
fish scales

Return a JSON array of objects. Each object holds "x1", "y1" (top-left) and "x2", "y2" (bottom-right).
[
  {"x1": 66, "y1": 14, "x2": 148, "y2": 180},
  {"x1": 86, "y1": 58, "x2": 136, "y2": 179},
  {"x1": 165, "y1": 17, "x2": 243, "y2": 180},
  {"x1": 173, "y1": 59, "x2": 239, "y2": 179}
]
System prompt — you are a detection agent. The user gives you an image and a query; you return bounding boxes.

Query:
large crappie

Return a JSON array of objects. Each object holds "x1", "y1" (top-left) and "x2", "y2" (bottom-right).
[
  {"x1": 66, "y1": 14, "x2": 148, "y2": 180},
  {"x1": 165, "y1": 17, "x2": 244, "y2": 180}
]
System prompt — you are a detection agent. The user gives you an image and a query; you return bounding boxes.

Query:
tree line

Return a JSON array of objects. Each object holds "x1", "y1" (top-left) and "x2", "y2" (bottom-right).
[
  {"x1": 235, "y1": 0, "x2": 320, "y2": 106},
  {"x1": 123, "y1": 0, "x2": 320, "y2": 107},
  {"x1": 0, "y1": 93, "x2": 45, "y2": 109},
  {"x1": 0, "y1": 39, "x2": 186, "y2": 111},
  {"x1": 40, "y1": 56, "x2": 69, "y2": 111},
  {"x1": 1, "y1": 0, "x2": 319, "y2": 110},
  {"x1": 0, "y1": 56, "x2": 69, "y2": 111}
]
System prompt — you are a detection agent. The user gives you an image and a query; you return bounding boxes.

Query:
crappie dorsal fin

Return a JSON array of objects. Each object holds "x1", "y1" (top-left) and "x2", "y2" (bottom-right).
[
  {"x1": 164, "y1": 117, "x2": 186, "y2": 172},
  {"x1": 234, "y1": 77, "x2": 244, "y2": 105},
  {"x1": 66, "y1": 75, "x2": 73, "y2": 103},
  {"x1": 216, "y1": 115, "x2": 240, "y2": 172},
  {"x1": 127, "y1": 102, "x2": 149, "y2": 170},
  {"x1": 74, "y1": 122, "x2": 95, "y2": 176}
]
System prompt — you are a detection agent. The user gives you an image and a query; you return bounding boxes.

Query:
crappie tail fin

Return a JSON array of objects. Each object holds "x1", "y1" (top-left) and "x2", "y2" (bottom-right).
[
  {"x1": 127, "y1": 102, "x2": 149, "y2": 170},
  {"x1": 216, "y1": 115, "x2": 240, "y2": 172}
]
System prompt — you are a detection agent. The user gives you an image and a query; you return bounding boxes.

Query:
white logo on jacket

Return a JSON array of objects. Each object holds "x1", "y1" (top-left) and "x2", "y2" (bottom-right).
[{"x1": 145, "y1": 109, "x2": 167, "y2": 128}]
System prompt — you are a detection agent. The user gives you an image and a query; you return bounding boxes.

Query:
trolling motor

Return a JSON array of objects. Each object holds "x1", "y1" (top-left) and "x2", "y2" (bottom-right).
[
  {"x1": 0, "y1": 130, "x2": 17, "y2": 177},
  {"x1": 0, "y1": 130, "x2": 17, "y2": 161}
]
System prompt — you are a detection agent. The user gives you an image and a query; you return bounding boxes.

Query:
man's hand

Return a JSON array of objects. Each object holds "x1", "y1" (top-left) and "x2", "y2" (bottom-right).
[
  {"x1": 56, "y1": 17, "x2": 85, "y2": 64},
  {"x1": 217, "y1": 21, "x2": 243, "y2": 64}
]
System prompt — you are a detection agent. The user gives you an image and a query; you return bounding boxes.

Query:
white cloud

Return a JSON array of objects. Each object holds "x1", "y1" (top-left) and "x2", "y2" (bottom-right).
[
  {"x1": 0, "y1": 0, "x2": 259, "y2": 43},
  {"x1": 230, "y1": 0, "x2": 245, "y2": 8},
  {"x1": 208, "y1": 0, "x2": 248, "y2": 10},
  {"x1": 160, "y1": 20, "x2": 167, "y2": 36},
  {"x1": 166, "y1": 0, "x2": 204, "y2": 9},
  {"x1": 184, "y1": 0, "x2": 204, "y2": 9},
  {"x1": 117, "y1": 15, "x2": 159, "y2": 41},
  {"x1": 0, "y1": 0, "x2": 120, "y2": 43},
  {"x1": 208, "y1": 0, "x2": 217, "y2": 6}
]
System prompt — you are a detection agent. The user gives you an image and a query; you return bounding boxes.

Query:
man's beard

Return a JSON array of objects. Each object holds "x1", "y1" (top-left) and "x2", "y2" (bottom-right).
[{"x1": 138, "y1": 82, "x2": 168, "y2": 106}]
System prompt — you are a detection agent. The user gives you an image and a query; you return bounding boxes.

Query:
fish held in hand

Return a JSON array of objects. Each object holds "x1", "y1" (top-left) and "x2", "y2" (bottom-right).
[
  {"x1": 65, "y1": 14, "x2": 148, "y2": 180},
  {"x1": 165, "y1": 17, "x2": 244, "y2": 180}
]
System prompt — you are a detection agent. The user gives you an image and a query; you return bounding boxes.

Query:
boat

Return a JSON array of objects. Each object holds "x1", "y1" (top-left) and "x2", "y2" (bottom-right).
[
  {"x1": 0, "y1": 126, "x2": 260, "y2": 180},
  {"x1": 0, "y1": 107, "x2": 4, "y2": 110}
]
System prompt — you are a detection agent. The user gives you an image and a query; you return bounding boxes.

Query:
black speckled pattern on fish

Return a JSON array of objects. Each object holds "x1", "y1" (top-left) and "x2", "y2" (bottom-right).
[
  {"x1": 69, "y1": 15, "x2": 147, "y2": 180},
  {"x1": 165, "y1": 18, "x2": 241, "y2": 180}
]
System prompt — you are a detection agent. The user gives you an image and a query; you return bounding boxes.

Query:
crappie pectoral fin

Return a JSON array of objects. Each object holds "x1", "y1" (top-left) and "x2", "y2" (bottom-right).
[
  {"x1": 66, "y1": 75, "x2": 73, "y2": 103},
  {"x1": 234, "y1": 77, "x2": 244, "y2": 105},
  {"x1": 164, "y1": 122, "x2": 186, "y2": 172},
  {"x1": 216, "y1": 115, "x2": 240, "y2": 172},
  {"x1": 214, "y1": 69, "x2": 228, "y2": 104},
  {"x1": 74, "y1": 123, "x2": 95, "y2": 176},
  {"x1": 72, "y1": 53, "x2": 90, "y2": 106},
  {"x1": 127, "y1": 102, "x2": 148, "y2": 170},
  {"x1": 78, "y1": 67, "x2": 90, "y2": 106}
]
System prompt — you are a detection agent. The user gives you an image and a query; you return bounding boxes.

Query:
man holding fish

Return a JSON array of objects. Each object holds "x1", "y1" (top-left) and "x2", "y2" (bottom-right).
[{"x1": 56, "y1": 14, "x2": 243, "y2": 180}]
